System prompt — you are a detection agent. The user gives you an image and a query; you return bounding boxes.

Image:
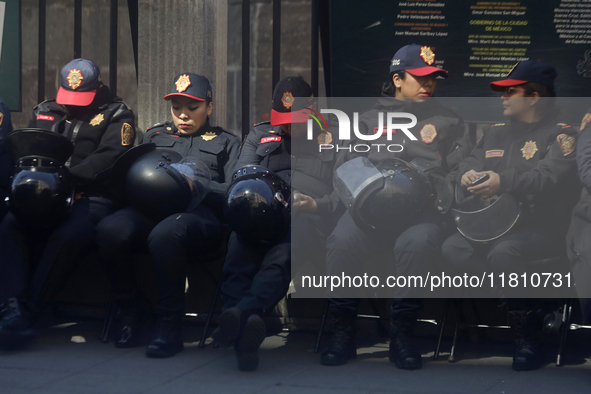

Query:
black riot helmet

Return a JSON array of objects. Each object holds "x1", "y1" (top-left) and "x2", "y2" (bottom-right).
[
  {"x1": 334, "y1": 157, "x2": 434, "y2": 232},
  {"x1": 451, "y1": 184, "x2": 521, "y2": 243},
  {"x1": 5, "y1": 129, "x2": 75, "y2": 227},
  {"x1": 112, "y1": 144, "x2": 211, "y2": 221},
  {"x1": 224, "y1": 165, "x2": 290, "y2": 244}
]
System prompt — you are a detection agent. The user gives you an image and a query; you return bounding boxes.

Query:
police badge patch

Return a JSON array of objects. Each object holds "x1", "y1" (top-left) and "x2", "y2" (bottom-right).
[
  {"x1": 557, "y1": 134, "x2": 576, "y2": 156},
  {"x1": 317, "y1": 131, "x2": 333, "y2": 145},
  {"x1": 121, "y1": 123, "x2": 134, "y2": 146},
  {"x1": 419, "y1": 46, "x2": 435, "y2": 65},
  {"x1": 420, "y1": 124, "x2": 437, "y2": 144},
  {"x1": 175, "y1": 74, "x2": 191, "y2": 93},
  {"x1": 201, "y1": 131, "x2": 217, "y2": 141},
  {"x1": 90, "y1": 113, "x2": 104, "y2": 126},
  {"x1": 281, "y1": 92, "x2": 294, "y2": 109},
  {"x1": 0, "y1": 112, "x2": 3, "y2": 127},
  {"x1": 521, "y1": 140, "x2": 538, "y2": 160},
  {"x1": 67, "y1": 69, "x2": 84, "y2": 90}
]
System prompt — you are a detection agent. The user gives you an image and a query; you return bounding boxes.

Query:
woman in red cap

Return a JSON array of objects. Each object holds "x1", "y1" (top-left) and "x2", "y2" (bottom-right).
[
  {"x1": 214, "y1": 76, "x2": 342, "y2": 371},
  {"x1": 321, "y1": 44, "x2": 471, "y2": 370},
  {"x1": 0, "y1": 58, "x2": 135, "y2": 350},
  {"x1": 442, "y1": 60, "x2": 580, "y2": 371},
  {"x1": 95, "y1": 73, "x2": 240, "y2": 358}
]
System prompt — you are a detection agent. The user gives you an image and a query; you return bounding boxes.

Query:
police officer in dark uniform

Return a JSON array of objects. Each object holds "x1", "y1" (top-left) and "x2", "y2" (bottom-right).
[
  {"x1": 441, "y1": 60, "x2": 580, "y2": 371},
  {"x1": 566, "y1": 108, "x2": 591, "y2": 327},
  {"x1": 321, "y1": 44, "x2": 470, "y2": 369},
  {"x1": 0, "y1": 96, "x2": 14, "y2": 221},
  {"x1": 215, "y1": 76, "x2": 341, "y2": 371},
  {"x1": 95, "y1": 73, "x2": 240, "y2": 358},
  {"x1": 0, "y1": 58, "x2": 135, "y2": 349}
]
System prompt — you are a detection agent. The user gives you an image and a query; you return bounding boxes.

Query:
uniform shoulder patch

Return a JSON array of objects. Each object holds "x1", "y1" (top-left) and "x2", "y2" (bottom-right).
[
  {"x1": 557, "y1": 134, "x2": 576, "y2": 156},
  {"x1": 213, "y1": 126, "x2": 238, "y2": 138},
  {"x1": 420, "y1": 124, "x2": 437, "y2": 144},
  {"x1": 146, "y1": 122, "x2": 168, "y2": 131},
  {"x1": 121, "y1": 123, "x2": 134, "y2": 146},
  {"x1": 581, "y1": 113, "x2": 591, "y2": 132}
]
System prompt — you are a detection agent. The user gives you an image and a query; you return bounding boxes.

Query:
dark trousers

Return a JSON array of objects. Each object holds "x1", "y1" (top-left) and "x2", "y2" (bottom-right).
[
  {"x1": 441, "y1": 226, "x2": 564, "y2": 309},
  {"x1": 0, "y1": 197, "x2": 114, "y2": 303},
  {"x1": 326, "y1": 210, "x2": 450, "y2": 319},
  {"x1": 220, "y1": 212, "x2": 336, "y2": 314},
  {"x1": 566, "y1": 201, "x2": 591, "y2": 324},
  {"x1": 220, "y1": 230, "x2": 291, "y2": 314},
  {"x1": 96, "y1": 204, "x2": 222, "y2": 315}
]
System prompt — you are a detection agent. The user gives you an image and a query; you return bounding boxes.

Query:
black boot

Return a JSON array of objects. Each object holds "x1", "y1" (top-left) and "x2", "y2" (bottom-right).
[
  {"x1": 145, "y1": 314, "x2": 183, "y2": 358},
  {"x1": 510, "y1": 310, "x2": 542, "y2": 371},
  {"x1": 235, "y1": 312, "x2": 266, "y2": 371},
  {"x1": 212, "y1": 306, "x2": 242, "y2": 348},
  {"x1": 115, "y1": 297, "x2": 149, "y2": 349},
  {"x1": 320, "y1": 307, "x2": 357, "y2": 366},
  {"x1": 0, "y1": 298, "x2": 35, "y2": 350},
  {"x1": 389, "y1": 313, "x2": 422, "y2": 370}
]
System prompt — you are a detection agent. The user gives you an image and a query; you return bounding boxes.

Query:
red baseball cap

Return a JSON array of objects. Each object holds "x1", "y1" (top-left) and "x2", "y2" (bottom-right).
[
  {"x1": 56, "y1": 58, "x2": 103, "y2": 106},
  {"x1": 390, "y1": 44, "x2": 449, "y2": 78},
  {"x1": 490, "y1": 60, "x2": 557, "y2": 91},
  {"x1": 270, "y1": 77, "x2": 315, "y2": 126}
]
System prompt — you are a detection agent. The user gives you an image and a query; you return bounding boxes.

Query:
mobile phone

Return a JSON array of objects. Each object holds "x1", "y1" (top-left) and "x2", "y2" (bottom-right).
[{"x1": 470, "y1": 173, "x2": 490, "y2": 186}]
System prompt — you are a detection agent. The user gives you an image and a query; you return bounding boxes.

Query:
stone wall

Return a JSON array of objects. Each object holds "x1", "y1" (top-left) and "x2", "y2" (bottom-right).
[
  {"x1": 12, "y1": 0, "x2": 137, "y2": 129},
  {"x1": 226, "y1": 0, "x2": 324, "y2": 137},
  {"x1": 12, "y1": 0, "x2": 324, "y2": 141}
]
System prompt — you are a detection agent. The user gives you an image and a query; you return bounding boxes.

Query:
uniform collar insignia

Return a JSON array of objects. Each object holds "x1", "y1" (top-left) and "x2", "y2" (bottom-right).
[
  {"x1": 521, "y1": 140, "x2": 538, "y2": 160},
  {"x1": 317, "y1": 130, "x2": 333, "y2": 145},
  {"x1": 90, "y1": 113, "x2": 104, "y2": 126},
  {"x1": 201, "y1": 131, "x2": 217, "y2": 141}
]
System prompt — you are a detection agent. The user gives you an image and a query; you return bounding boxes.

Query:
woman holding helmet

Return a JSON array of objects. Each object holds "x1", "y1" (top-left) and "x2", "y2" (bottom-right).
[{"x1": 95, "y1": 73, "x2": 239, "y2": 358}]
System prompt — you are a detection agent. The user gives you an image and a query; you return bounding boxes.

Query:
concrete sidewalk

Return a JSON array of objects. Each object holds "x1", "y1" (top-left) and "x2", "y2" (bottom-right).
[{"x1": 1, "y1": 315, "x2": 590, "y2": 394}]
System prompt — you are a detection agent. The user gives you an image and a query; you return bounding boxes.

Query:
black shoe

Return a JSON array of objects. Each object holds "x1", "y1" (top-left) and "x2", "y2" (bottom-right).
[
  {"x1": 510, "y1": 310, "x2": 542, "y2": 371},
  {"x1": 213, "y1": 307, "x2": 242, "y2": 347},
  {"x1": 145, "y1": 314, "x2": 183, "y2": 358},
  {"x1": 320, "y1": 307, "x2": 357, "y2": 366},
  {"x1": 389, "y1": 314, "x2": 422, "y2": 370},
  {"x1": 513, "y1": 338, "x2": 543, "y2": 371},
  {"x1": 235, "y1": 314, "x2": 266, "y2": 371},
  {"x1": 115, "y1": 298, "x2": 148, "y2": 349},
  {"x1": 0, "y1": 298, "x2": 35, "y2": 350}
]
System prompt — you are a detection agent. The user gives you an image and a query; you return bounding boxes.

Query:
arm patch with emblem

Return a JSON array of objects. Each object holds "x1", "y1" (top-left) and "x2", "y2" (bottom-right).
[
  {"x1": 557, "y1": 133, "x2": 576, "y2": 156},
  {"x1": 121, "y1": 123, "x2": 134, "y2": 146}
]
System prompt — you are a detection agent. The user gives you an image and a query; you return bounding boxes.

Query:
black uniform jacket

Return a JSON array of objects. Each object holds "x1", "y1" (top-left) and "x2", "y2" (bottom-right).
[
  {"x1": 458, "y1": 115, "x2": 580, "y2": 233},
  {"x1": 237, "y1": 121, "x2": 341, "y2": 215},
  {"x1": 567, "y1": 119, "x2": 591, "y2": 262},
  {"x1": 143, "y1": 120, "x2": 240, "y2": 212},
  {"x1": 335, "y1": 97, "x2": 471, "y2": 179},
  {"x1": 28, "y1": 87, "x2": 135, "y2": 196}
]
